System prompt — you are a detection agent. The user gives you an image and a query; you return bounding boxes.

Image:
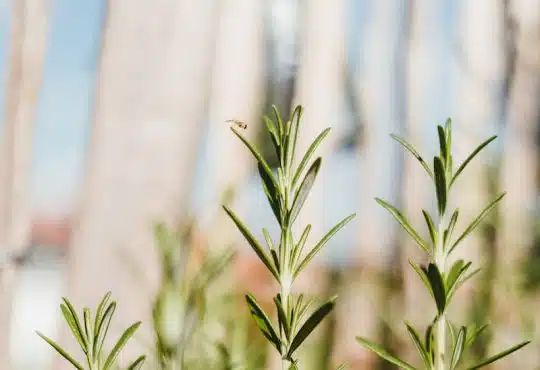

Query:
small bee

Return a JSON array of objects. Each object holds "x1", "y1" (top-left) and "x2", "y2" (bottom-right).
[{"x1": 226, "y1": 119, "x2": 247, "y2": 130}]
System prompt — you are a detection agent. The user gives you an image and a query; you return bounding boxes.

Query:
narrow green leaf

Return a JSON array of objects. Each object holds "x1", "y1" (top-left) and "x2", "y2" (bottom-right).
[
  {"x1": 264, "y1": 115, "x2": 281, "y2": 150},
  {"x1": 62, "y1": 298, "x2": 88, "y2": 352},
  {"x1": 356, "y1": 336, "x2": 418, "y2": 370},
  {"x1": 445, "y1": 259, "x2": 466, "y2": 290},
  {"x1": 446, "y1": 261, "x2": 472, "y2": 302},
  {"x1": 36, "y1": 331, "x2": 85, "y2": 370},
  {"x1": 447, "y1": 320, "x2": 457, "y2": 348},
  {"x1": 437, "y1": 125, "x2": 448, "y2": 165},
  {"x1": 425, "y1": 324, "x2": 435, "y2": 361},
  {"x1": 422, "y1": 210, "x2": 437, "y2": 247},
  {"x1": 223, "y1": 206, "x2": 279, "y2": 280},
  {"x1": 258, "y1": 163, "x2": 282, "y2": 225},
  {"x1": 466, "y1": 341, "x2": 530, "y2": 369},
  {"x1": 335, "y1": 364, "x2": 346, "y2": 370},
  {"x1": 246, "y1": 293, "x2": 282, "y2": 354},
  {"x1": 405, "y1": 322, "x2": 431, "y2": 368},
  {"x1": 376, "y1": 198, "x2": 430, "y2": 254},
  {"x1": 289, "y1": 158, "x2": 322, "y2": 225},
  {"x1": 426, "y1": 263, "x2": 446, "y2": 314},
  {"x1": 290, "y1": 224, "x2": 311, "y2": 271},
  {"x1": 94, "y1": 292, "x2": 111, "y2": 342},
  {"x1": 60, "y1": 304, "x2": 87, "y2": 353},
  {"x1": 444, "y1": 209, "x2": 459, "y2": 250},
  {"x1": 434, "y1": 157, "x2": 447, "y2": 215},
  {"x1": 83, "y1": 308, "x2": 93, "y2": 359},
  {"x1": 95, "y1": 302, "x2": 116, "y2": 359},
  {"x1": 409, "y1": 260, "x2": 435, "y2": 300},
  {"x1": 287, "y1": 105, "x2": 303, "y2": 170},
  {"x1": 231, "y1": 127, "x2": 280, "y2": 193},
  {"x1": 449, "y1": 193, "x2": 505, "y2": 254},
  {"x1": 292, "y1": 128, "x2": 331, "y2": 189},
  {"x1": 287, "y1": 297, "x2": 336, "y2": 357},
  {"x1": 274, "y1": 295, "x2": 291, "y2": 341},
  {"x1": 450, "y1": 327, "x2": 467, "y2": 369},
  {"x1": 294, "y1": 214, "x2": 356, "y2": 277},
  {"x1": 451, "y1": 268, "x2": 481, "y2": 299},
  {"x1": 450, "y1": 136, "x2": 497, "y2": 188},
  {"x1": 445, "y1": 119, "x2": 452, "y2": 166},
  {"x1": 465, "y1": 323, "x2": 489, "y2": 347},
  {"x1": 272, "y1": 104, "x2": 285, "y2": 138},
  {"x1": 390, "y1": 134, "x2": 433, "y2": 180},
  {"x1": 103, "y1": 321, "x2": 141, "y2": 370},
  {"x1": 127, "y1": 355, "x2": 146, "y2": 370}
]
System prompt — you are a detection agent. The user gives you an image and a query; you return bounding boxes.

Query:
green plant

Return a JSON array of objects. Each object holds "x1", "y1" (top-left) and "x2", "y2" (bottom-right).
[
  {"x1": 36, "y1": 292, "x2": 145, "y2": 370},
  {"x1": 356, "y1": 120, "x2": 530, "y2": 369},
  {"x1": 151, "y1": 222, "x2": 236, "y2": 370},
  {"x1": 223, "y1": 105, "x2": 355, "y2": 369}
]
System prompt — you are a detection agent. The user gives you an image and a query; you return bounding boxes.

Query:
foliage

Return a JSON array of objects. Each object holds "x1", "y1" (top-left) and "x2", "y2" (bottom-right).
[
  {"x1": 36, "y1": 292, "x2": 145, "y2": 370},
  {"x1": 356, "y1": 120, "x2": 530, "y2": 369},
  {"x1": 151, "y1": 222, "x2": 236, "y2": 369},
  {"x1": 224, "y1": 104, "x2": 355, "y2": 369}
]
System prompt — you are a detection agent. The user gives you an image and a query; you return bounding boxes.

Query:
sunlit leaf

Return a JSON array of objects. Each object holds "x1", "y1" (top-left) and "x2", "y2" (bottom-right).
[
  {"x1": 450, "y1": 136, "x2": 497, "y2": 188},
  {"x1": 356, "y1": 337, "x2": 418, "y2": 370},
  {"x1": 103, "y1": 321, "x2": 141, "y2": 370},
  {"x1": 246, "y1": 293, "x2": 281, "y2": 354},
  {"x1": 434, "y1": 156, "x2": 447, "y2": 215},
  {"x1": 450, "y1": 327, "x2": 467, "y2": 369},
  {"x1": 405, "y1": 322, "x2": 431, "y2": 368},
  {"x1": 449, "y1": 193, "x2": 505, "y2": 254},
  {"x1": 466, "y1": 341, "x2": 530, "y2": 369},
  {"x1": 36, "y1": 331, "x2": 85, "y2": 370},
  {"x1": 292, "y1": 128, "x2": 331, "y2": 189},
  {"x1": 294, "y1": 214, "x2": 355, "y2": 277},
  {"x1": 390, "y1": 134, "x2": 433, "y2": 180},
  {"x1": 287, "y1": 297, "x2": 336, "y2": 357},
  {"x1": 377, "y1": 198, "x2": 430, "y2": 254},
  {"x1": 223, "y1": 206, "x2": 279, "y2": 280},
  {"x1": 289, "y1": 158, "x2": 322, "y2": 225}
]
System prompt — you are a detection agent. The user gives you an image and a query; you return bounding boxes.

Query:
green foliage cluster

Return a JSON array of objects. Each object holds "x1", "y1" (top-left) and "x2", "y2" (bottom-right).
[
  {"x1": 356, "y1": 120, "x2": 530, "y2": 369},
  {"x1": 36, "y1": 108, "x2": 530, "y2": 370}
]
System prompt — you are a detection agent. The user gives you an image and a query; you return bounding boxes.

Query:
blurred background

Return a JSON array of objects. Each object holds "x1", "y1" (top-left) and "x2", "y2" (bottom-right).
[{"x1": 0, "y1": 0, "x2": 539, "y2": 369}]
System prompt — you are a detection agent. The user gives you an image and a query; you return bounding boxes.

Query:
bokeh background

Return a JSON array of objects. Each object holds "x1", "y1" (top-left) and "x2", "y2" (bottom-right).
[{"x1": 0, "y1": 0, "x2": 539, "y2": 369}]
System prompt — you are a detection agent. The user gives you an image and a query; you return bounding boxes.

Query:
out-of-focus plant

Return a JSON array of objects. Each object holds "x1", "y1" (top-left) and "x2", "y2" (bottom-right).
[
  {"x1": 356, "y1": 120, "x2": 530, "y2": 369},
  {"x1": 223, "y1": 105, "x2": 355, "y2": 369},
  {"x1": 151, "y1": 222, "x2": 236, "y2": 370},
  {"x1": 36, "y1": 292, "x2": 145, "y2": 370}
]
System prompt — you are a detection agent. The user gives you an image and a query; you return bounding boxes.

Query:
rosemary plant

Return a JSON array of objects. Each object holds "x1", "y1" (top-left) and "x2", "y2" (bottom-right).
[
  {"x1": 223, "y1": 105, "x2": 355, "y2": 369},
  {"x1": 36, "y1": 292, "x2": 146, "y2": 370},
  {"x1": 152, "y1": 222, "x2": 235, "y2": 370},
  {"x1": 356, "y1": 120, "x2": 530, "y2": 369}
]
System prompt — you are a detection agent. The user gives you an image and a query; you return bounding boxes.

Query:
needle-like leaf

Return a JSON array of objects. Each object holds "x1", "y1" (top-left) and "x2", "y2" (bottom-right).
[
  {"x1": 246, "y1": 293, "x2": 282, "y2": 354},
  {"x1": 405, "y1": 322, "x2": 431, "y2": 368},
  {"x1": 465, "y1": 341, "x2": 530, "y2": 369},
  {"x1": 223, "y1": 206, "x2": 279, "y2": 280},
  {"x1": 390, "y1": 134, "x2": 433, "y2": 180},
  {"x1": 103, "y1": 321, "x2": 141, "y2": 370},
  {"x1": 294, "y1": 214, "x2": 356, "y2": 277},
  {"x1": 36, "y1": 331, "x2": 85, "y2": 370},
  {"x1": 289, "y1": 158, "x2": 322, "y2": 225},
  {"x1": 449, "y1": 193, "x2": 506, "y2": 254},
  {"x1": 356, "y1": 336, "x2": 418, "y2": 370},
  {"x1": 449, "y1": 135, "x2": 497, "y2": 188},
  {"x1": 287, "y1": 297, "x2": 336, "y2": 358},
  {"x1": 376, "y1": 198, "x2": 430, "y2": 254},
  {"x1": 292, "y1": 128, "x2": 331, "y2": 189}
]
